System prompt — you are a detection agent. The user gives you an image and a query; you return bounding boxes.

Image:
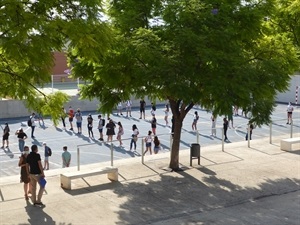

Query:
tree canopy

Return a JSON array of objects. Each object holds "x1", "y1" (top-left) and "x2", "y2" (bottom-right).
[
  {"x1": 0, "y1": 0, "x2": 111, "y2": 123},
  {"x1": 72, "y1": 0, "x2": 299, "y2": 170}
]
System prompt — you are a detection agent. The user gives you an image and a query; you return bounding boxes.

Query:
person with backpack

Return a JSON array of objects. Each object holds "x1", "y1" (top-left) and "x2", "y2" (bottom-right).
[
  {"x1": 42, "y1": 142, "x2": 52, "y2": 170},
  {"x1": 75, "y1": 108, "x2": 83, "y2": 134},
  {"x1": 97, "y1": 115, "x2": 105, "y2": 141},
  {"x1": 87, "y1": 114, "x2": 94, "y2": 138},
  {"x1": 28, "y1": 113, "x2": 36, "y2": 138},
  {"x1": 192, "y1": 111, "x2": 199, "y2": 131}
]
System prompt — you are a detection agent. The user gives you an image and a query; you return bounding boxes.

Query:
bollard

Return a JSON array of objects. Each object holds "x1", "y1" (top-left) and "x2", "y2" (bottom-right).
[{"x1": 196, "y1": 130, "x2": 199, "y2": 144}]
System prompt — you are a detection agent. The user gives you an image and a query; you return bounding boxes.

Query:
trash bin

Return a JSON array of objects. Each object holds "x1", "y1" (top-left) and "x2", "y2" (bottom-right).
[{"x1": 190, "y1": 143, "x2": 200, "y2": 166}]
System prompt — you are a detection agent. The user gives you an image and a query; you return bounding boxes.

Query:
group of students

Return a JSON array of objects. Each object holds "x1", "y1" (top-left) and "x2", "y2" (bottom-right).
[{"x1": 18, "y1": 144, "x2": 71, "y2": 204}]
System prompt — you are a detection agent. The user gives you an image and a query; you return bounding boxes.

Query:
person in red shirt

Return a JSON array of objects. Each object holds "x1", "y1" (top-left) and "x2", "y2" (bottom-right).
[{"x1": 68, "y1": 106, "x2": 74, "y2": 131}]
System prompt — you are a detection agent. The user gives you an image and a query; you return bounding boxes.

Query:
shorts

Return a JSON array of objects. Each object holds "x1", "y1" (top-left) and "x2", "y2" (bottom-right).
[
  {"x1": 140, "y1": 108, "x2": 145, "y2": 113},
  {"x1": 69, "y1": 117, "x2": 73, "y2": 122},
  {"x1": 98, "y1": 128, "x2": 103, "y2": 133},
  {"x1": 146, "y1": 142, "x2": 151, "y2": 147},
  {"x1": 44, "y1": 156, "x2": 49, "y2": 161},
  {"x1": 76, "y1": 122, "x2": 82, "y2": 128},
  {"x1": 3, "y1": 134, "x2": 9, "y2": 141},
  {"x1": 288, "y1": 112, "x2": 292, "y2": 114},
  {"x1": 154, "y1": 146, "x2": 160, "y2": 154}
]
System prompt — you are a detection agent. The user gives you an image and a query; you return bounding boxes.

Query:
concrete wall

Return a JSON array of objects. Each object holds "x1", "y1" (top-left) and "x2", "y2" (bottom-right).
[
  {"x1": 0, "y1": 96, "x2": 165, "y2": 120},
  {"x1": 1, "y1": 74, "x2": 299, "y2": 119},
  {"x1": 276, "y1": 74, "x2": 300, "y2": 104}
]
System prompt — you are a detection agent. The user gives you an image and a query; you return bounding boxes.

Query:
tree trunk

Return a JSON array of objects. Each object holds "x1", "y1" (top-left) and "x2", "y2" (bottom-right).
[
  {"x1": 169, "y1": 118, "x2": 183, "y2": 170},
  {"x1": 168, "y1": 99, "x2": 194, "y2": 171}
]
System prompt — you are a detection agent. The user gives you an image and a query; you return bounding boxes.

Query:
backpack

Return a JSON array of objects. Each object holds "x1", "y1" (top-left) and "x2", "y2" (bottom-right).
[
  {"x1": 27, "y1": 118, "x2": 32, "y2": 127},
  {"x1": 102, "y1": 119, "x2": 105, "y2": 126},
  {"x1": 47, "y1": 147, "x2": 52, "y2": 156}
]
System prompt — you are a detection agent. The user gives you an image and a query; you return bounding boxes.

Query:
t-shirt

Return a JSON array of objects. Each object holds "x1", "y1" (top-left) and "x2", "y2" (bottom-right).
[
  {"x1": 17, "y1": 132, "x2": 27, "y2": 140},
  {"x1": 75, "y1": 112, "x2": 82, "y2": 122},
  {"x1": 140, "y1": 100, "x2": 146, "y2": 109},
  {"x1": 151, "y1": 117, "x2": 157, "y2": 128},
  {"x1": 44, "y1": 146, "x2": 51, "y2": 157},
  {"x1": 62, "y1": 151, "x2": 71, "y2": 167},
  {"x1": 27, "y1": 152, "x2": 42, "y2": 174},
  {"x1": 69, "y1": 109, "x2": 74, "y2": 118}
]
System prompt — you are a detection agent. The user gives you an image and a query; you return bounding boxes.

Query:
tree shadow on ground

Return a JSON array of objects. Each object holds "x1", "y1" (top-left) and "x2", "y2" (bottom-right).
[{"x1": 110, "y1": 168, "x2": 300, "y2": 225}]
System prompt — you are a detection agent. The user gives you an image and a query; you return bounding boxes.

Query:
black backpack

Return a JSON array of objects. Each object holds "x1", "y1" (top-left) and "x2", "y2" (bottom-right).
[
  {"x1": 27, "y1": 118, "x2": 32, "y2": 127},
  {"x1": 47, "y1": 147, "x2": 52, "y2": 156},
  {"x1": 102, "y1": 119, "x2": 105, "y2": 126}
]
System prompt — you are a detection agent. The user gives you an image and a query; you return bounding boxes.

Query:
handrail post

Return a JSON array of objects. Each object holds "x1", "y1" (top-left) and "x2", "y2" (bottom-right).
[
  {"x1": 142, "y1": 139, "x2": 144, "y2": 164},
  {"x1": 222, "y1": 128, "x2": 224, "y2": 152},
  {"x1": 290, "y1": 119, "x2": 293, "y2": 138},
  {"x1": 269, "y1": 122, "x2": 272, "y2": 144},
  {"x1": 247, "y1": 124, "x2": 250, "y2": 148},
  {"x1": 77, "y1": 147, "x2": 80, "y2": 171},
  {"x1": 110, "y1": 143, "x2": 114, "y2": 167}
]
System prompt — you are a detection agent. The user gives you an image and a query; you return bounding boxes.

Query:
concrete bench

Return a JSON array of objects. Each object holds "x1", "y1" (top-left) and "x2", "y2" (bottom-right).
[
  {"x1": 280, "y1": 137, "x2": 300, "y2": 151},
  {"x1": 60, "y1": 167, "x2": 118, "y2": 190}
]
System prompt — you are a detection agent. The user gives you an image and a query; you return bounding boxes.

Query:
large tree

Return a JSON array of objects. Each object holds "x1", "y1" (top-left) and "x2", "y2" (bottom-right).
[
  {"x1": 0, "y1": 0, "x2": 110, "y2": 123},
  {"x1": 72, "y1": 0, "x2": 299, "y2": 170}
]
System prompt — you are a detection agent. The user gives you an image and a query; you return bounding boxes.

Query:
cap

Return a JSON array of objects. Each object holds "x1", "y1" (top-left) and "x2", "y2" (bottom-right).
[{"x1": 42, "y1": 142, "x2": 46, "y2": 145}]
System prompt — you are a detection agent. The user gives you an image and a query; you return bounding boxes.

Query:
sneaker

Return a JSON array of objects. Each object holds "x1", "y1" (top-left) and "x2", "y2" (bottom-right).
[
  {"x1": 69, "y1": 128, "x2": 73, "y2": 131},
  {"x1": 34, "y1": 202, "x2": 45, "y2": 207},
  {"x1": 0, "y1": 146, "x2": 4, "y2": 149}
]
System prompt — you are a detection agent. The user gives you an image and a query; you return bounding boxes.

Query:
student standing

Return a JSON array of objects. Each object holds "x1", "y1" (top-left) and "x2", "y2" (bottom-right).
[
  {"x1": 117, "y1": 102, "x2": 123, "y2": 116},
  {"x1": 19, "y1": 146, "x2": 31, "y2": 200},
  {"x1": 286, "y1": 102, "x2": 294, "y2": 124},
  {"x1": 153, "y1": 136, "x2": 161, "y2": 154},
  {"x1": 75, "y1": 108, "x2": 83, "y2": 134},
  {"x1": 87, "y1": 114, "x2": 94, "y2": 138},
  {"x1": 15, "y1": 128, "x2": 27, "y2": 153},
  {"x1": 30, "y1": 113, "x2": 36, "y2": 138},
  {"x1": 144, "y1": 131, "x2": 153, "y2": 155},
  {"x1": 192, "y1": 111, "x2": 199, "y2": 131},
  {"x1": 245, "y1": 123, "x2": 254, "y2": 141},
  {"x1": 68, "y1": 106, "x2": 74, "y2": 131},
  {"x1": 223, "y1": 117, "x2": 229, "y2": 141},
  {"x1": 139, "y1": 99, "x2": 146, "y2": 119},
  {"x1": 106, "y1": 119, "x2": 116, "y2": 143},
  {"x1": 61, "y1": 107, "x2": 67, "y2": 130},
  {"x1": 151, "y1": 102, "x2": 156, "y2": 116},
  {"x1": 130, "y1": 124, "x2": 139, "y2": 151},
  {"x1": 42, "y1": 142, "x2": 51, "y2": 170},
  {"x1": 117, "y1": 122, "x2": 124, "y2": 146},
  {"x1": 151, "y1": 115, "x2": 157, "y2": 135},
  {"x1": 126, "y1": 100, "x2": 132, "y2": 117},
  {"x1": 1, "y1": 123, "x2": 10, "y2": 149},
  {"x1": 164, "y1": 104, "x2": 170, "y2": 126},
  {"x1": 97, "y1": 115, "x2": 105, "y2": 141},
  {"x1": 211, "y1": 115, "x2": 217, "y2": 137},
  {"x1": 26, "y1": 144, "x2": 45, "y2": 206},
  {"x1": 62, "y1": 145, "x2": 71, "y2": 168}
]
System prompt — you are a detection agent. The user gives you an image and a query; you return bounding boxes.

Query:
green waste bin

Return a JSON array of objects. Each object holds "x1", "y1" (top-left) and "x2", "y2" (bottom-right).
[{"x1": 190, "y1": 143, "x2": 200, "y2": 166}]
